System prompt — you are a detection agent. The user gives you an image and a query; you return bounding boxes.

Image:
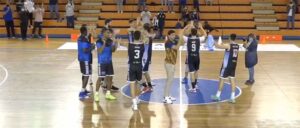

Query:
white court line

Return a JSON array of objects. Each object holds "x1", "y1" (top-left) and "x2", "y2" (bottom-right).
[
  {"x1": 179, "y1": 46, "x2": 184, "y2": 128},
  {"x1": 0, "y1": 65, "x2": 8, "y2": 86}
]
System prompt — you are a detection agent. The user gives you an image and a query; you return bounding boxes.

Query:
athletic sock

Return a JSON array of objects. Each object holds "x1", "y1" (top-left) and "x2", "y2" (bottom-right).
[
  {"x1": 142, "y1": 83, "x2": 147, "y2": 87},
  {"x1": 81, "y1": 88, "x2": 86, "y2": 92},
  {"x1": 195, "y1": 79, "x2": 198, "y2": 83},
  {"x1": 191, "y1": 82, "x2": 196, "y2": 89},
  {"x1": 216, "y1": 91, "x2": 221, "y2": 97},
  {"x1": 147, "y1": 82, "x2": 152, "y2": 88},
  {"x1": 106, "y1": 91, "x2": 111, "y2": 95},
  {"x1": 231, "y1": 92, "x2": 235, "y2": 99}
]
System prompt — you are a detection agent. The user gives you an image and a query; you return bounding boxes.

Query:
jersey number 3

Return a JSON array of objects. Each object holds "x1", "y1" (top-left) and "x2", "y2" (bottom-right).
[{"x1": 134, "y1": 50, "x2": 140, "y2": 59}]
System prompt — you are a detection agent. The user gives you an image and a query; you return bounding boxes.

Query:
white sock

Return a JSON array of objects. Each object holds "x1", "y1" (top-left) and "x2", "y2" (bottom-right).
[
  {"x1": 216, "y1": 91, "x2": 221, "y2": 97},
  {"x1": 81, "y1": 88, "x2": 86, "y2": 92},
  {"x1": 106, "y1": 91, "x2": 111, "y2": 95},
  {"x1": 231, "y1": 92, "x2": 235, "y2": 99},
  {"x1": 132, "y1": 98, "x2": 137, "y2": 104}
]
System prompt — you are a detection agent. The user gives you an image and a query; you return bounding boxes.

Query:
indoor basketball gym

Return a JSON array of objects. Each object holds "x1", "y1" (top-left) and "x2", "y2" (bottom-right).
[{"x1": 0, "y1": 0, "x2": 300, "y2": 128}]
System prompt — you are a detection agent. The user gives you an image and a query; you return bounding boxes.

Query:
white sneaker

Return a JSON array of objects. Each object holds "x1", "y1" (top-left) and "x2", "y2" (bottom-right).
[
  {"x1": 163, "y1": 97, "x2": 173, "y2": 104},
  {"x1": 169, "y1": 96, "x2": 176, "y2": 101},
  {"x1": 132, "y1": 98, "x2": 138, "y2": 111},
  {"x1": 189, "y1": 88, "x2": 197, "y2": 93}
]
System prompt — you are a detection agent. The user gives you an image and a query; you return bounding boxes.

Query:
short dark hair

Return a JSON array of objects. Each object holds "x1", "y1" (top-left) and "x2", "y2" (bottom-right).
[
  {"x1": 230, "y1": 33, "x2": 237, "y2": 41},
  {"x1": 191, "y1": 28, "x2": 198, "y2": 36},
  {"x1": 105, "y1": 19, "x2": 112, "y2": 25},
  {"x1": 80, "y1": 26, "x2": 87, "y2": 35},
  {"x1": 129, "y1": 19, "x2": 136, "y2": 23},
  {"x1": 102, "y1": 28, "x2": 113, "y2": 34},
  {"x1": 133, "y1": 31, "x2": 141, "y2": 40},
  {"x1": 168, "y1": 30, "x2": 175, "y2": 35}
]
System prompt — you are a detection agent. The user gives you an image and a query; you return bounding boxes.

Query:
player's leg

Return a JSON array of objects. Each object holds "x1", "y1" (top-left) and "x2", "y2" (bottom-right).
[
  {"x1": 229, "y1": 77, "x2": 236, "y2": 103},
  {"x1": 94, "y1": 64, "x2": 103, "y2": 102},
  {"x1": 79, "y1": 61, "x2": 91, "y2": 100},
  {"x1": 211, "y1": 77, "x2": 225, "y2": 101},
  {"x1": 189, "y1": 61, "x2": 197, "y2": 92},
  {"x1": 164, "y1": 63, "x2": 175, "y2": 104},
  {"x1": 105, "y1": 63, "x2": 116, "y2": 100},
  {"x1": 182, "y1": 64, "x2": 189, "y2": 84}
]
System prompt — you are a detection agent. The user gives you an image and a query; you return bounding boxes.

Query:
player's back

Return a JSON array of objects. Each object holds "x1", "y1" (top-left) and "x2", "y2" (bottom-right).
[
  {"x1": 222, "y1": 43, "x2": 239, "y2": 69},
  {"x1": 129, "y1": 43, "x2": 144, "y2": 65}
]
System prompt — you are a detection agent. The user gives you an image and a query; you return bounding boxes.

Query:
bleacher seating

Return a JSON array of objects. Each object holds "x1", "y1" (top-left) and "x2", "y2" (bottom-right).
[{"x1": 0, "y1": 0, "x2": 299, "y2": 37}]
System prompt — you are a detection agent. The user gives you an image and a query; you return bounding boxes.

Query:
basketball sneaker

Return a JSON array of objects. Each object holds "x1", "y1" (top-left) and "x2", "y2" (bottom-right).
[
  {"x1": 211, "y1": 95, "x2": 221, "y2": 101},
  {"x1": 163, "y1": 97, "x2": 173, "y2": 104},
  {"x1": 142, "y1": 87, "x2": 152, "y2": 93},
  {"x1": 228, "y1": 99, "x2": 236, "y2": 104},
  {"x1": 101, "y1": 85, "x2": 119, "y2": 91},
  {"x1": 79, "y1": 91, "x2": 89, "y2": 100},
  {"x1": 169, "y1": 96, "x2": 176, "y2": 101},
  {"x1": 94, "y1": 92, "x2": 100, "y2": 102},
  {"x1": 189, "y1": 88, "x2": 197, "y2": 93},
  {"x1": 84, "y1": 90, "x2": 92, "y2": 96},
  {"x1": 182, "y1": 77, "x2": 188, "y2": 84},
  {"x1": 105, "y1": 92, "x2": 116, "y2": 100},
  {"x1": 132, "y1": 98, "x2": 138, "y2": 111}
]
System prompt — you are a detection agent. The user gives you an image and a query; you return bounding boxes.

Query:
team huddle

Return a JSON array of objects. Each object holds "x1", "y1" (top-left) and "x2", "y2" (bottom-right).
[{"x1": 77, "y1": 18, "x2": 240, "y2": 110}]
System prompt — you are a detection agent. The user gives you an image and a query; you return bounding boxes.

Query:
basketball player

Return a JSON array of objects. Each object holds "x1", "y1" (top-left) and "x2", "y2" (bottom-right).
[
  {"x1": 78, "y1": 26, "x2": 95, "y2": 100},
  {"x1": 94, "y1": 28, "x2": 120, "y2": 101},
  {"x1": 211, "y1": 34, "x2": 239, "y2": 103},
  {"x1": 128, "y1": 19, "x2": 137, "y2": 43},
  {"x1": 120, "y1": 30, "x2": 145, "y2": 110},
  {"x1": 163, "y1": 30, "x2": 181, "y2": 104},
  {"x1": 182, "y1": 22, "x2": 207, "y2": 93},
  {"x1": 141, "y1": 23, "x2": 156, "y2": 93}
]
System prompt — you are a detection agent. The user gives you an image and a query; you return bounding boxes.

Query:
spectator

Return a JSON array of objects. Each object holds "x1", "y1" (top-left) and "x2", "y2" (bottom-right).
[
  {"x1": 193, "y1": 0, "x2": 200, "y2": 12},
  {"x1": 157, "y1": 8, "x2": 166, "y2": 38},
  {"x1": 190, "y1": 8, "x2": 200, "y2": 22},
  {"x1": 243, "y1": 33, "x2": 258, "y2": 85},
  {"x1": 152, "y1": 15, "x2": 159, "y2": 30},
  {"x1": 116, "y1": 0, "x2": 123, "y2": 13},
  {"x1": 141, "y1": 8, "x2": 151, "y2": 24},
  {"x1": 101, "y1": 19, "x2": 112, "y2": 35},
  {"x1": 24, "y1": 0, "x2": 34, "y2": 28},
  {"x1": 49, "y1": 0, "x2": 59, "y2": 20},
  {"x1": 32, "y1": 4, "x2": 45, "y2": 38},
  {"x1": 167, "y1": 0, "x2": 174, "y2": 13},
  {"x1": 3, "y1": 4, "x2": 16, "y2": 39},
  {"x1": 16, "y1": 0, "x2": 24, "y2": 12},
  {"x1": 179, "y1": 0, "x2": 186, "y2": 12},
  {"x1": 19, "y1": 7, "x2": 29, "y2": 41},
  {"x1": 293, "y1": 0, "x2": 298, "y2": 13},
  {"x1": 175, "y1": 18, "x2": 182, "y2": 29},
  {"x1": 181, "y1": 7, "x2": 190, "y2": 27},
  {"x1": 161, "y1": 0, "x2": 167, "y2": 6},
  {"x1": 205, "y1": 0, "x2": 213, "y2": 6},
  {"x1": 287, "y1": 1, "x2": 296, "y2": 29},
  {"x1": 138, "y1": 0, "x2": 146, "y2": 12},
  {"x1": 65, "y1": 0, "x2": 75, "y2": 28}
]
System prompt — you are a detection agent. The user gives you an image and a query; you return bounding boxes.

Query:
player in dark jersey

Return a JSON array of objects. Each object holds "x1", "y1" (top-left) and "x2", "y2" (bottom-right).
[
  {"x1": 77, "y1": 25, "x2": 95, "y2": 100},
  {"x1": 120, "y1": 30, "x2": 145, "y2": 110},
  {"x1": 182, "y1": 22, "x2": 207, "y2": 93},
  {"x1": 211, "y1": 34, "x2": 240, "y2": 103},
  {"x1": 94, "y1": 28, "x2": 120, "y2": 101},
  {"x1": 141, "y1": 23, "x2": 156, "y2": 93}
]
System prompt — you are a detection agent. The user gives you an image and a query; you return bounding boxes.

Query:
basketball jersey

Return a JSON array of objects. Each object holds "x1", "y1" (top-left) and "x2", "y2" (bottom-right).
[
  {"x1": 222, "y1": 43, "x2": 239, "y2": 69},
  {"x1": 128, "y1": 43, "x2": 144, "y2": 65},
  {"x1": 96, "y1": 38, "x2": 114, "y2": 64},
  {"x1": 143, "y1": 37, "x2": 153, "y2": 62},
  {"x1": 77, "y1": 35, "x2": 92, "y2": 62},
  {"x1": 187, "y1": 36, "x2": 201, "y2": 58}
]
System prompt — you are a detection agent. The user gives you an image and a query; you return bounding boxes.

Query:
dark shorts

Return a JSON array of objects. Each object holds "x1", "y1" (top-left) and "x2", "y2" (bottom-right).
[
  {"x1": 98, "y1": 63, "x2": 114, "y2": 77},
  {"x1": 188, "y1": 57, "x2": 200, "y2": 72},
  {"x1": 142, "y1": 60, "x2": 151, "y2": 72},
  {"x1": 80, "y1": 61, "x2": 92, "y2": 76},
  {"x1": 128, "y1": 64, "x2": 143, "y2": 82},
  {"x1": 220, "y1": 67, "x2": 236, "y2": 78}
]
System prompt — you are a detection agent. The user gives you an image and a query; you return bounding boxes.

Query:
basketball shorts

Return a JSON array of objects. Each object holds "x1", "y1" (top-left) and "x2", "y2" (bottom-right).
[
  {"x1": 128, "y1": 64, "x2": 143, "y2": 82},
  {"x1": 80, "y1": 61, "x2": 92, "y2": 76},
  {"x1": 98, "y1": 63, "x2": 114, "y2": 77}
]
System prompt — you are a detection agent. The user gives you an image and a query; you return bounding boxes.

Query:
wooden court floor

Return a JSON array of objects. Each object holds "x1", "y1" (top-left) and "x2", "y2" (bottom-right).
[{"x1": 0, "y1": 39, "x2": 299, "y2": 128}]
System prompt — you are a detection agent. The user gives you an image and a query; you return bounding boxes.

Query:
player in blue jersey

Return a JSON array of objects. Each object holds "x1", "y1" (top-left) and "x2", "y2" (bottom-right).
[
  {"x1": 94, "y1": 28, "x2": 120, "y2": 101},
  {"x1": 77, "y1": 25, "x2": 95, "y2": 100},
  {"x1": 211, "y1": 34, "x2": 240, "y2": 103},
  {"x1": 181, "y1": 21, "x2": 207, "y2": 93}
]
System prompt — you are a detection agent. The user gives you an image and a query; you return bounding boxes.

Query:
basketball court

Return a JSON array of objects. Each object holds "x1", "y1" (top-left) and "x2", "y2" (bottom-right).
[{"x1": 0, "y1": 38, "x2": 299, "y2": 128}]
